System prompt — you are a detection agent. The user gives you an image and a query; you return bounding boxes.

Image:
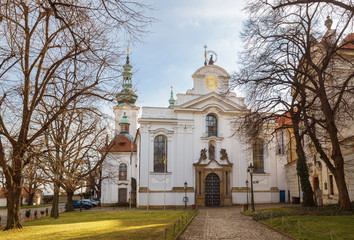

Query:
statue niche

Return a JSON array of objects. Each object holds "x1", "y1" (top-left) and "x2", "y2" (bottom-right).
[{"x1": 209, "y1": 144, "x2": 215, "y2": 160}]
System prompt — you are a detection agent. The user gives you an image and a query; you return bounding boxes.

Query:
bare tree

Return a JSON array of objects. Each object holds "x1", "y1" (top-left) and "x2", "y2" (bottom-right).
[
  {"x1": 23, "y1": 156, "x2": 46, "y2": 206},
  {"x1": 234, "y1": 1, "x2": 353, "y2": 209},
  {"x1": 0, "y1": 0, "x2": 152, "y2": 230},
  {"x1": 271, "y1": 0, "x2": 354, "y2": 12}
]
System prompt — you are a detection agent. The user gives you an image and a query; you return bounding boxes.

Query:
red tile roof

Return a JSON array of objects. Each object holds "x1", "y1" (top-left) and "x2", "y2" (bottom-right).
[
  {"x1": 102, "y1": 134, "x2": 137, "y2": 152},
  {"x1": 276, "y1": 112, "x2": 293, "y2": 128},
  {"x1": 340, "y1": 33, "x2": 354, "y2": 49}
]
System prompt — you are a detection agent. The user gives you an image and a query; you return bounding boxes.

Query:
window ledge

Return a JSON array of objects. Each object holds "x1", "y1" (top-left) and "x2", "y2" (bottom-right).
[
  {"x1": 253, "y1": 172, "x2": 270, "y2": 176},
  {"x1": 201, "y1": 136, "x2": 224, "y2": 141},
  {"x1": 150, "y1": 172, "x2": 172, "y2": 175}
]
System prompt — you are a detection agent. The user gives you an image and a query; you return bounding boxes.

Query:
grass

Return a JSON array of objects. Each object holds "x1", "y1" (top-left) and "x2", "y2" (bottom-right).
[
  {"x1": 264, "y1": 215, "x2": 354, "y2": 240},
  {"x1": 0, "y1": 209, "x2": 193, "y2": 240},
  {"x1": 243, "y1": 206, "x2": 354, "y2": 240},
  {"x1": 243, "y1": 207, "x2": 297, "y2": 216}
]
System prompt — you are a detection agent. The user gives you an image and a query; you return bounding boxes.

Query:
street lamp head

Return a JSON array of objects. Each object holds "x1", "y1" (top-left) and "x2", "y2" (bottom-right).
[
  {"x1": 184, "y1": 181, "x2": 188, "y2": 189},
  {"x1": 248, "y1": 163, "x2": 254, "y2": 174}
]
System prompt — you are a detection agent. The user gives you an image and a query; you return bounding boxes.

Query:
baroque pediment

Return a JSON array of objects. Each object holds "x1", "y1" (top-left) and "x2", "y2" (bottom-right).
[
  {"x1": 194, "y1": 159, "x2": 233, "y2": 168},
  {"x1": 176, "y1": 92, "x2": 247, "y2": 112}
]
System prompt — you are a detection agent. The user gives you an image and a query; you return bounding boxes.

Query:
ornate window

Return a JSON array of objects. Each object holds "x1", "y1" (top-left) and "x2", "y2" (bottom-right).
[
  {"x1": 119, "y1": 163, "x2": 127, "y2": 180},
  {"x1": 154, "y1": 135, "x2": 167, "y2": 172},
  {"x1": 206, "y1": 114, "x2": 217, "y2": 137},
  {"x1": 276, "y1": 130, "x2": 285, "y2": 155},
  {"x1": 253, "y1": 138, "x2": 264, "y2": 172}
]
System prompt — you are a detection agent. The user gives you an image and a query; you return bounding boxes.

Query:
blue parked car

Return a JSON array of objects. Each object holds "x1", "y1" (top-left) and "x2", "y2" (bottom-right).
[{"x1": 72, "y1": 200, "x2": 92, "y2": 210}]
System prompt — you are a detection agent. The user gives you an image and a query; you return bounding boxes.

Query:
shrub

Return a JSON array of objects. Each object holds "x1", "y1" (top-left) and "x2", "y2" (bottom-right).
[
  {"x1": 25, "y1": 209, "x2": 31, "y2": 218},
  {"x1": 40, "y1": 210, "x2": 45, "y2": 215},
  {"x1": 252, "y1": 211, "x2": 298, "y2": 221},
  {"x1": 45, "y1": 208, "x2": 48, "y2": 214},
  {"x1": 42, "y1": 196, "x2": 54, "y2": 204},
  {"x1": 34, "y1": 210, "x2": 37, "y2": 217}
]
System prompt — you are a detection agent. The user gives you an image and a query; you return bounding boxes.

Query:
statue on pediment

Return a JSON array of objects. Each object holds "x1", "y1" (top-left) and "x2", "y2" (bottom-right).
[
  {"x1": 200, "y1": 148, "x2": 207, "y2": 161},
  {"x1": 220, "y1": 148, "x2": 228, "y2": 161}
]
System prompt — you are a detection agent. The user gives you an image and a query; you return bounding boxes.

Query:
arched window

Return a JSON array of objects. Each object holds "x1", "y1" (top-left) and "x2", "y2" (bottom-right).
[
  {"x1": 119, "y1": 163, "x2": 127, "y2": 180},
  {"x1": 206, "y1": 114, "x2": 217, "y2": 137},
  {"x1": 154, "y1": 135, "x2": 167, "y2": 172},
  {"x1": 253, "y1": 138, "x2": 264, "y2": 172}
]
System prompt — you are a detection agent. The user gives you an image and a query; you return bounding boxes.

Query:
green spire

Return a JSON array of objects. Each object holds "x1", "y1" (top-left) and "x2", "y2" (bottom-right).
[
  {"x1": 119, "y1": 112, "x2": 130, "y2": 134},
  {"x1": 116, "y1": 47, "x2": 138, "y2": 106},
  {"x1": 119, "y1": 112, "x2": 130, "y2": 125},
  {"x1": 169, "y1": 86, "x2": 175, "y2": 108}
]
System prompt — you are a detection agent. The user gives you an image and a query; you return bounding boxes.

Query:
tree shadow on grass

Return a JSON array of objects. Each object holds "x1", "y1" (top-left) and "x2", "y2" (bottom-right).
[{"x1": 5, "y1": 210, "x2": 187, "y2": 240}]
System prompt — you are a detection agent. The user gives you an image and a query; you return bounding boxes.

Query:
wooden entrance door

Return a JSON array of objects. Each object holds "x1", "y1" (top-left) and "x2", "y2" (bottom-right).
[
  {"x1": 205, "y1": 173, "x2": 220, "y2": 206},
  {"x1": 118, "y1": 188, "x2": 127, "y2": 203}
]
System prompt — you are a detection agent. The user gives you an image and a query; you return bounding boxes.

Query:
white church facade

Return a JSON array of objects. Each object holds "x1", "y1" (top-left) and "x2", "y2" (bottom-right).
[{"x1": 101, "y1": 52, "x2": 288, "y2": 207}]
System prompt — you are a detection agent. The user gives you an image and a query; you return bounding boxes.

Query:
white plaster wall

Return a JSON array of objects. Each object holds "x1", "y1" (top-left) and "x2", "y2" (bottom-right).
[
  {"x1": 0, "y1": 198, "x2": 6, "y2": 207},
  {"x1": 101, "y1": 152, "x2": 137, "y2": 204},
  {"x1": 137, "y1": 192, "x2": 195, "y2": 207}
]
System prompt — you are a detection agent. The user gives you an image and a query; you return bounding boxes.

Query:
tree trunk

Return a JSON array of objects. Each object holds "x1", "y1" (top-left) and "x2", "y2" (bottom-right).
[
  {"x1": 65, "y1": 189, "x2": 75, "y2": 212},
  {"x1": 51, "y1": 182, "x2": 60, "y2": 219},
  {"x1": 296, "y1": 149, "x2": 315, "y2": 206},
  {"x1": 292, "y1": 112, "x2": 315, "y2": 207},
  {"x1": 27, "y1": 193, "x2": 35, "y2": 206},
  {"x1": 332, "y1": 156, "x2": 351, "y2": 210},
  {"x1": 4, "y1": 183, "x2": 23, "y2": 230}
]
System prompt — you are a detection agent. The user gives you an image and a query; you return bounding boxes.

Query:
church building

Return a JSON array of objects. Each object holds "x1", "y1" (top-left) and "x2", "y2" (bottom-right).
[{"x1": 101, "y1": 49, "x2": 288, "y2": 207}]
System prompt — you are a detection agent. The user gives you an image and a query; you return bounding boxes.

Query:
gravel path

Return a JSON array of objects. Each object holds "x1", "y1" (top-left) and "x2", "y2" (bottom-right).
[{"x1": 179, "y1": 206, "x2": 291, "y2": 240}]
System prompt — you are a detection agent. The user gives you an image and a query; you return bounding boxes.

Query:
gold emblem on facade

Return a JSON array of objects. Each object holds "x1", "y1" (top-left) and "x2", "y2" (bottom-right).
[{"x1": 206, "y1": 74, "x2": 218, "y2": 90}]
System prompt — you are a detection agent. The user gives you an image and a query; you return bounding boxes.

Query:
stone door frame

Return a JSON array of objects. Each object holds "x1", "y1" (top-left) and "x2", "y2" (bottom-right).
[{"x1": 194, "y1": 159, "x2": 233, "y2": 207}]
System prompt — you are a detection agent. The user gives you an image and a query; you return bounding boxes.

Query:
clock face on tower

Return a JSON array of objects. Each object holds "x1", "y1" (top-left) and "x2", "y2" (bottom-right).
[{"x1": 206, "y1": 74, "x2": 218, "y2": 90}]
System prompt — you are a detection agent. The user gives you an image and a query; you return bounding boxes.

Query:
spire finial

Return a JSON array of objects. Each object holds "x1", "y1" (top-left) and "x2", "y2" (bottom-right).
[
  {"x1": 204, "y1": 45, "x2": 207, "y2": 66},
  {"x1": 126, "y1": 40, "x2": 130, "y2": 64},
  {"x1": 169, "y1": 86, "x2": 175, "y2": 108},
  {"x1": 325, "y1": 16, "x2": 333, "y2": 30}
]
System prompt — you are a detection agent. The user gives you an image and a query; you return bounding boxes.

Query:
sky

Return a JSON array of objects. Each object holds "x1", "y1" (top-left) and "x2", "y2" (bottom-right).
[{"x1": 123, "y1": 0, "x2": 248, "y2": 109}]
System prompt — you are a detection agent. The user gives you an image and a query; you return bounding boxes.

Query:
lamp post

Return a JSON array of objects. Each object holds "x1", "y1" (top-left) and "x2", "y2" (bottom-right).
[
  {"x1": 245, "y1": 180, "x2": 249, "y2": 208},
  {"x1": 247, "y1": 163, "x2": 255, "y2": 212},
  {"x1": 184, "y1": 181, "x2": 188, "y2": 209},
  {"x1": 80, "y1": 185, "x2": 83, "y2": 212}
]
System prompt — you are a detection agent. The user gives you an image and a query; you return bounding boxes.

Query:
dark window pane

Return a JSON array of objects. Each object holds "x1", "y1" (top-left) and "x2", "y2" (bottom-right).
[
  {"x1": 206, "y1": 115, "x2": 217, "y2": 137},
  {"x1": 154, "y1": 135, "x2": 167, "y2": 172},
  {"x1": 119, "y1": 163, "x2": 127, "y2": 180},
  {"x1": 253, "y1": 138, "x2": 264, "y2": 172}
]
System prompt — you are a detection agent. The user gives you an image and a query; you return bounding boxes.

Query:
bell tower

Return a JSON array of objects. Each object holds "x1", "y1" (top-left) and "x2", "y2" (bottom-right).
[{"x1": 114, "y1": 45, "x2": 139, "y2": 137}]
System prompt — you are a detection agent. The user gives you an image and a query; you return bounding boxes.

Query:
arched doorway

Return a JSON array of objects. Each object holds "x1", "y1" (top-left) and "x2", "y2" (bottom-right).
[
  {"x1": 205, "y1": 173, "x2": 220, "y2": 206},
  {"x1": 314, "y1": 177, "x2": 319, "y2": 190},
  {"x1": 313, "y1": 176, "x2": 319, "y2": 202}
]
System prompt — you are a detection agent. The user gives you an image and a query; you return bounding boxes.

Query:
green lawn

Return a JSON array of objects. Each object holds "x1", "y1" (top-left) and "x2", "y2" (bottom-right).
[
  {"x1": 264, "y1": 215, "x2": 354, "y2": 240},
  {"x1": 0, "y1": 210, "x2": 192, "y2": 240}
]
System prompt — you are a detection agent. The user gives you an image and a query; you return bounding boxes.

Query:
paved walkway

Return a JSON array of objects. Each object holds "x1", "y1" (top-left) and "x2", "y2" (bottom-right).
[{"x1": 179, "y1": 205, "x2": 291, "y2": 240}]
